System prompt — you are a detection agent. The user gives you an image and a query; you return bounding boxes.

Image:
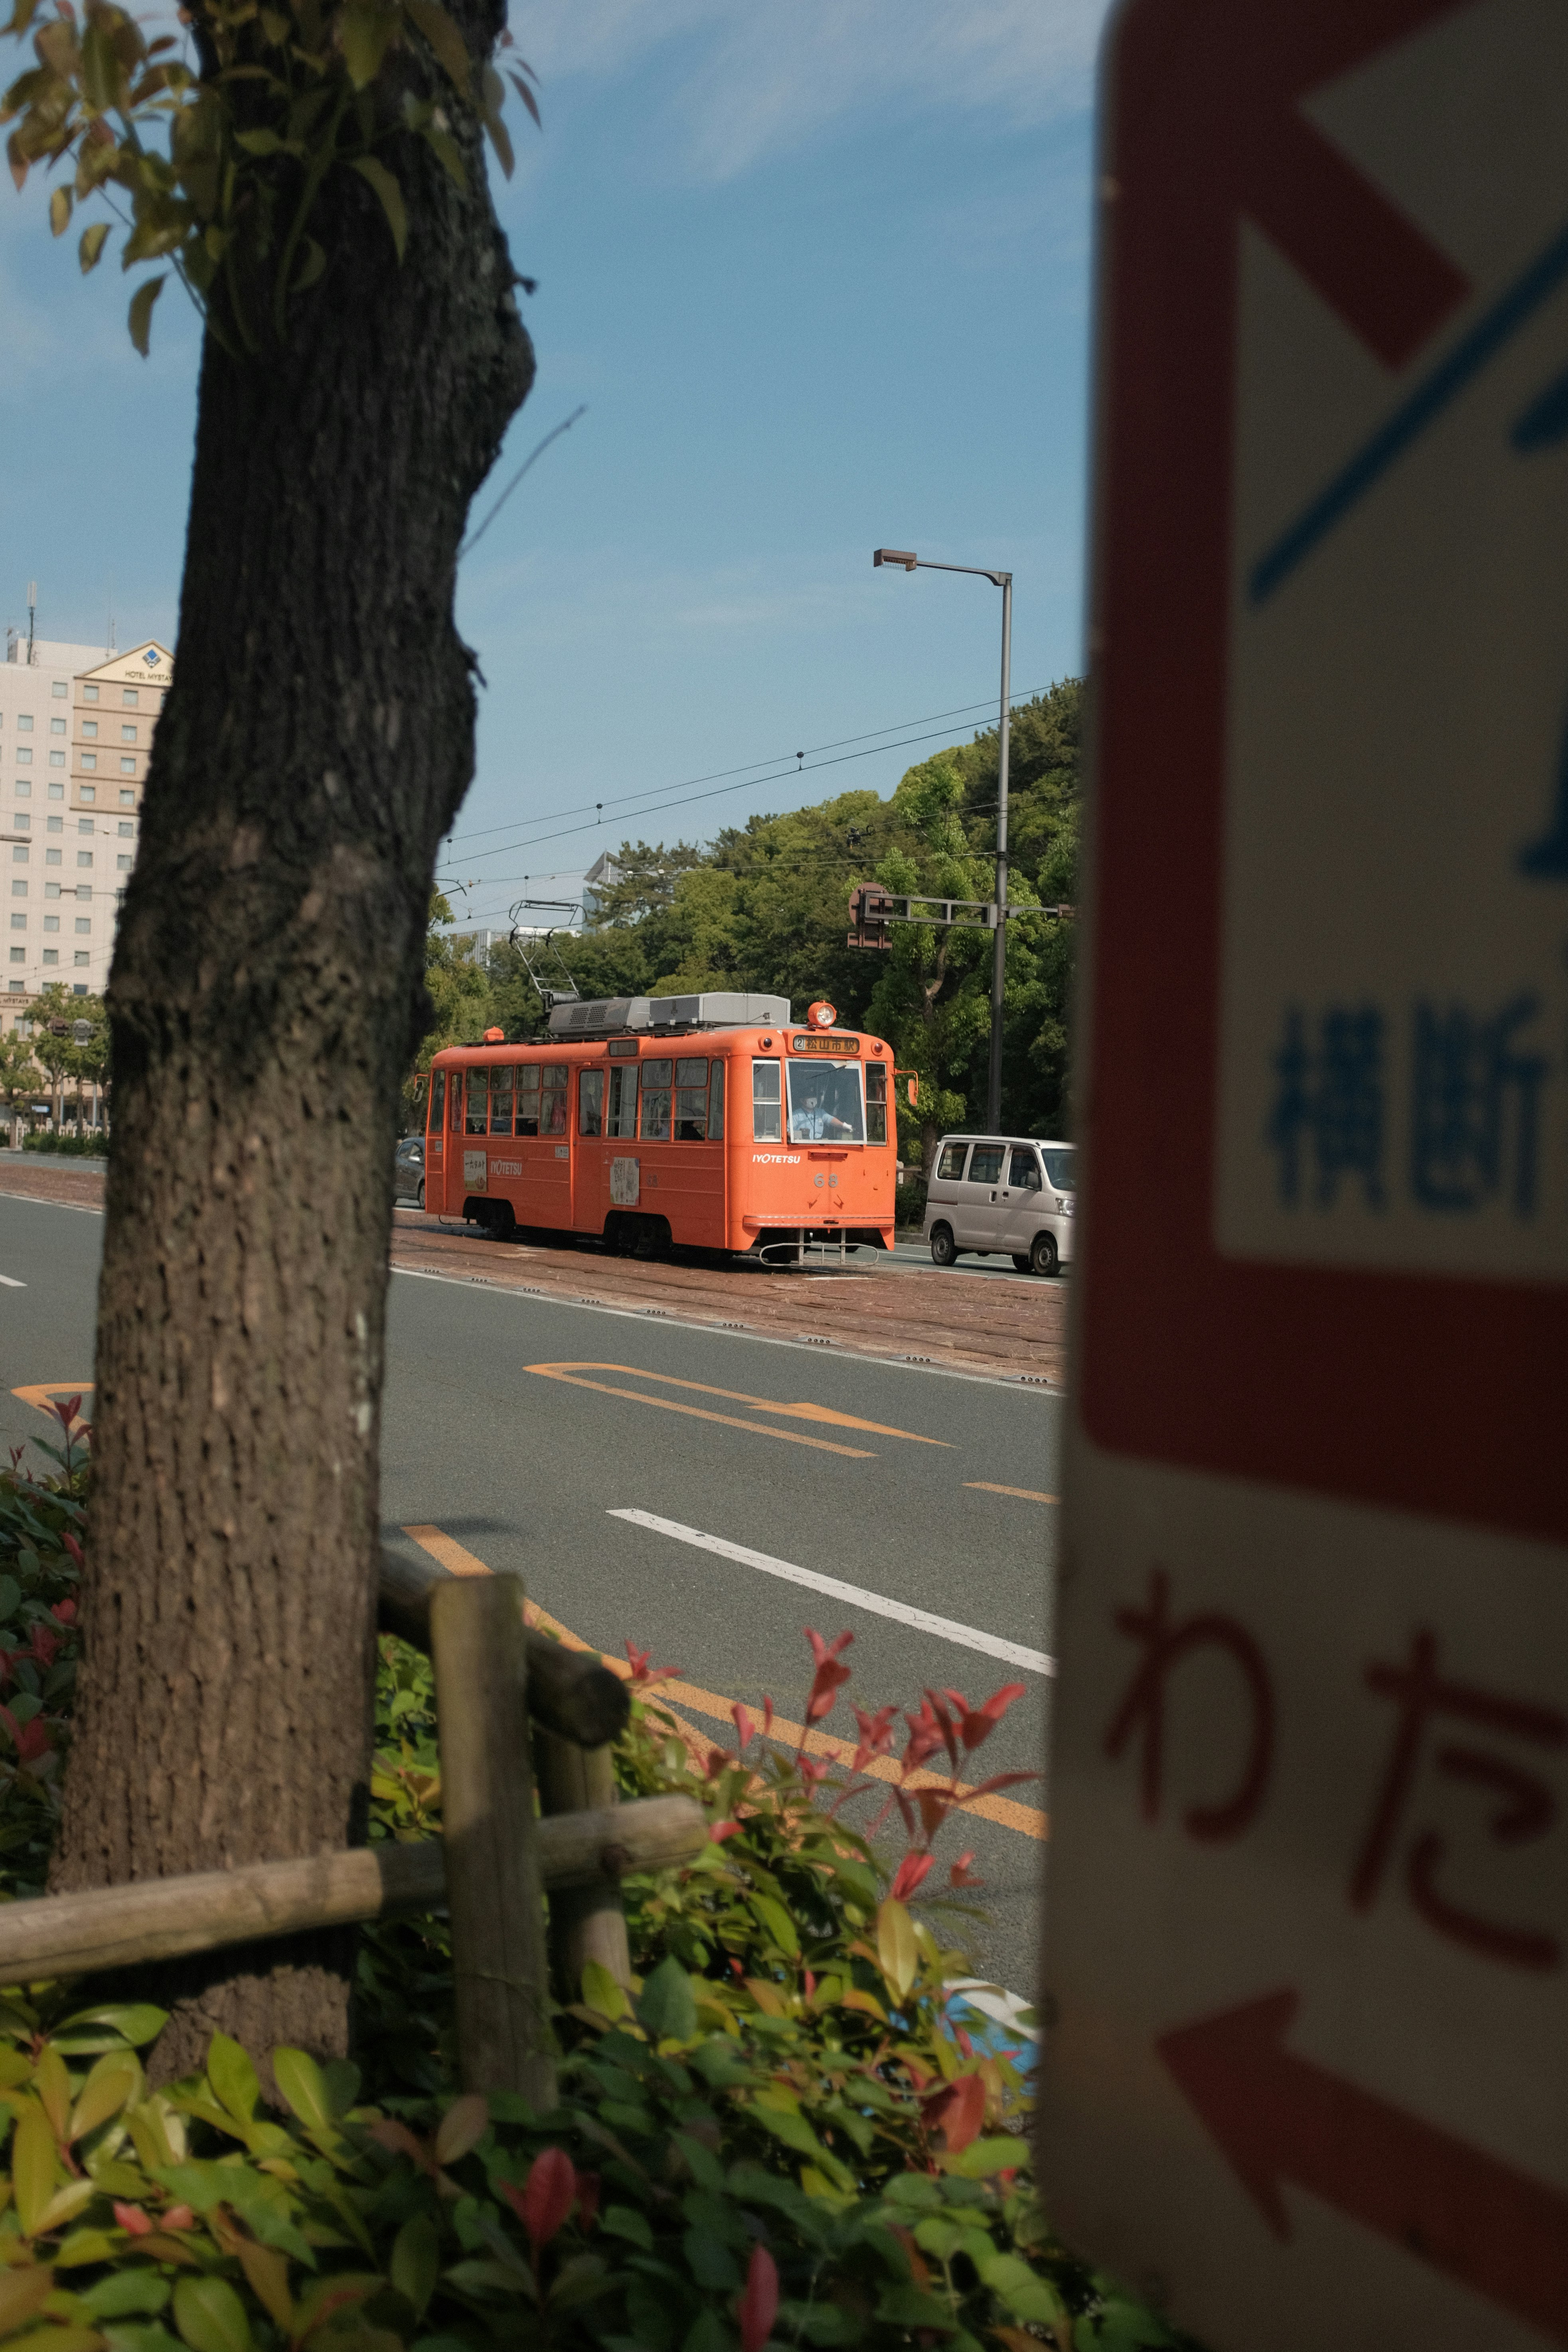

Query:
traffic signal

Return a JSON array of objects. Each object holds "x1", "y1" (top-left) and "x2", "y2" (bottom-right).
[{"x1": 847, "y1": 884, "x2": 893, "y2": 950}]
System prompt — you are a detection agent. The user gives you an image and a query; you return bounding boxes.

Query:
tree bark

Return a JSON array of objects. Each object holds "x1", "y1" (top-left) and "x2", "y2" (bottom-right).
[{"x1": 49, "y1": 3, "x2": 533, "y2": 2085}]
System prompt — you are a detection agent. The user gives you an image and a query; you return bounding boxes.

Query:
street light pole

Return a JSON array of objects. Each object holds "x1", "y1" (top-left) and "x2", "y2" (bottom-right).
[{"x1": 873, "y1": 549, "x2": 1014, "y2": 1130}]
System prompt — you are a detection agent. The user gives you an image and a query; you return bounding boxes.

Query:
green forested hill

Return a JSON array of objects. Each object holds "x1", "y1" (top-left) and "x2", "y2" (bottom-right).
[{"x1": 418, "y1": 679, "x2": 1081, "y2": 1165}]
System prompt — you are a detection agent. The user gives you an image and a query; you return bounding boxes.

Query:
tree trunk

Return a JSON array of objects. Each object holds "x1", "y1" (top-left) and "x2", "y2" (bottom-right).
[{"x1": 49, "y1": 10, "x2": 533, "y2": 2085}]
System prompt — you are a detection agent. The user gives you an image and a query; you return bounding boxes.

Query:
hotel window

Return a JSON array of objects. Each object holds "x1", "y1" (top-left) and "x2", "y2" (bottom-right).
[
  {"x1": 50, "y1": 681, "x2": 65, "y2": 699},
  {"x1": 117, "y1": 855, "x2": 131, "y2": 872},
  {"x1": 118, "y1": 790, "x2": 134, "y2": 806},
  {"x1": 122, "y1": 690, "x2": 138, "y2": 707},
  {"x1": 50, "y1": 717, "x2": 65, "y2": 735},
  {"x1": 119, "y1": 759, "x2": 135, "y2": 775},
  {"x1": 42, "y1": 949, "x2": 57, "y2": 965},
  {"x1": 6, "y1": 979, "x2": 20, "y2": 991},
  {"x1": 78, "y1": 819, "x2": 93, "y2": 834},
  {"x1": 10, "y1": 847, "x2": 26, "y2": 865},
  {"x1": 84, "y1": 685, "x2": 98, "y2": 703},
  {"x1": 121, "y1": 725, "x2": 136, "y2": 742},
  {"x1": 7, "y1": 950, "x2": 21, "y2": 965},
  {"x1": 75, "y1": 885, "x2": 89, "y2": 901},
  {"x1": 48, "y1": 752, "x2": 64, "y2": 768},
  {"x1": 44, "y1": 884, "x2": 58, "y2": 900},
  {"x1": 77, "y1": 853, "x2": 93, "y2": 869},
  {"x1": 74, "y1": 919, "x2": 90, "y2": 936},
  {"x1": 73, "y1": 952, "x2": 89, "y2": 967},
  {"x1": 12, "y1": 782, "x2": 26, "y2": 799},
  {"x1": 16, "y1": 716, "x2": 31, "y2": 733},
  {"x1": 45, "y1": 850, "x2": 61, "y2": 867},
  {"x1": 81, "y1": 721, "x2": 97, "y2": 739},
  {"x1": 47, "y1": 784, "x2": 62, "y2": 800},
  {"x1": 8, "y1": 915, "x2": 22, "y2": 931},
  {"x1": 117, "y1": 822, "x2": 132, "y2": 837},
  {"x1": 80, "y1": 755, "x2": 96, "y2": 772},
  {"x1": 79, "y1": 786, "x2": 95, "y2": 802},
  {"x1": 46, "y1": 816, "x2": 61, "y2": 834},
  {"x1": 9, "y1": 882, "x2": 24, "y2": 898},
  {"x1": 11, "y1": 816, "x2": 26, "y2": 833},
  {"x1": 42, "y1": 917, "x2": 57, "y2": 933},
  {"x1": 15, "y1": 750, "x2": 31, "y2": 766}
]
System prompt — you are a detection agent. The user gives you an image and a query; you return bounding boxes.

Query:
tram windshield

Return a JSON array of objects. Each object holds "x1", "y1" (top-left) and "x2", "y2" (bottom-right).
[{"x1": 786, "y1": 1059, "x2": 864, "y2": 1143}]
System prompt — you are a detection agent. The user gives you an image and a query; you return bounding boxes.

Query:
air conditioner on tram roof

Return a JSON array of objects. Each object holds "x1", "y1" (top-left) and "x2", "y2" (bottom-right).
[{"x1": 546, "y1": 991, "x2": 792, "y2": 1039}]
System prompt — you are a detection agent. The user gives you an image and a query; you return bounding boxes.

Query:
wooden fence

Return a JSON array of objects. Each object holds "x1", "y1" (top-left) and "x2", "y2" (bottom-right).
[{"x1": 0, "y1": 1550, "x2": 706, "y2": 2103}]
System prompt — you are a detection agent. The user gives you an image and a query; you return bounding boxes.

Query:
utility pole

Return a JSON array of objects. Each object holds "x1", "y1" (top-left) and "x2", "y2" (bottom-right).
[{"x1": 873, "y1": 549, "x2": 1014, "y2": 1130}]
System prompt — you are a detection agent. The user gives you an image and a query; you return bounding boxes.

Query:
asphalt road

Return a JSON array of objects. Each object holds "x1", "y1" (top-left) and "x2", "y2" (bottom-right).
[{"x1": 0, "y1": 1189, "x2": 1057, "y2": 2000}]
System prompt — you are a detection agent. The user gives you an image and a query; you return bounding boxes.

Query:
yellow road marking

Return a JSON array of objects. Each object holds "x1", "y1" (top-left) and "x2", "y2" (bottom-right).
[
  {"x1": 528, "y1": 1361, "x2": 948, "y2": 1447},
  {"x1": 401, "y1": 1523, "x2": 1046, "y2": 1843},
  {"x1": 965, "y1": 1481, "x2": 1059, "y2": 1504},
  {"x1": 525, "y1": 1365, "x2": 874, "y2": 1457},
  {"x1": 11, "y1": 1382, "x2": 93, "y2": 1434}
]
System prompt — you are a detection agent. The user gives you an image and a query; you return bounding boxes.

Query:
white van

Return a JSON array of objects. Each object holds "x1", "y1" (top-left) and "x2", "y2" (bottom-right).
[{"x1": 922, "y1": 1134, "x2": 1075, "y2": 1276}]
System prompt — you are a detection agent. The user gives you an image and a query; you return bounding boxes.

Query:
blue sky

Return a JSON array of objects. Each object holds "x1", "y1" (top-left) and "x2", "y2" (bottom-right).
[{"x1": 0, "y1": 0, "x2": 1106, "y2": 929}]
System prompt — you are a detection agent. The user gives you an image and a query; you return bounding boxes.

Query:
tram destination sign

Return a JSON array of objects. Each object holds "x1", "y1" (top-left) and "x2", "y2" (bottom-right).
[
  {"x1": 789, "y1": 1035, "x2": 861, "y2": 1056},
  {"x1": 1042, "y1": 4, "x2": 1568, "y2": 2350}
]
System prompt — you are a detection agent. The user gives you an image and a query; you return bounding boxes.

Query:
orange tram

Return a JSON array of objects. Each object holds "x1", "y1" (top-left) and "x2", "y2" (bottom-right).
[{"x1": 423, "y1": 991, "x2": 909, "y2": 1262}]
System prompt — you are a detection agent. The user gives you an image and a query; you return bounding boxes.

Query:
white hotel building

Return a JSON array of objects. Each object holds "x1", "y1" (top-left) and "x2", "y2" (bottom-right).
[{"x1": 0, "y1": 632, "x2": 170, "y2": 1029}]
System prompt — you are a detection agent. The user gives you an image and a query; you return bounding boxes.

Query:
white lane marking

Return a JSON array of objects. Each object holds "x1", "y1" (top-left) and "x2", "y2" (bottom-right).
[
  {"x1": 607, "y1": 1506, "x2": 1055, "y2": 1677},
  {"x1": 0, "y1": 1274, "x2": 24, "y2": 1288}
]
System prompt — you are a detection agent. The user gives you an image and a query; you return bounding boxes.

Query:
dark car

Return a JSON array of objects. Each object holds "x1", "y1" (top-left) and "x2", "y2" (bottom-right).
[{"x1": 393, "y1": 1134, "x2": 426, "y2": 1209}]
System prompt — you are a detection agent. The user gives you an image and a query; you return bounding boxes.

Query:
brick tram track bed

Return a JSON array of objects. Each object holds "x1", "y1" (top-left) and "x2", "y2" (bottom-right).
[{"x1": 0, "y1": 1161, "x2": 1067, "y2": 1384}]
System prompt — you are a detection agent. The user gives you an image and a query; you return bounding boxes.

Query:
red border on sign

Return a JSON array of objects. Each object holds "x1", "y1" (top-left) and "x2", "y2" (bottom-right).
[{"x1": 1080, "y1": 0, "x2": 1568, "y2": 1548}]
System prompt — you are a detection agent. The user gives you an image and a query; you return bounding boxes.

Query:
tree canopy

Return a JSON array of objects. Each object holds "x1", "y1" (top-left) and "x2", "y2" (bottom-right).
[{"x1": 433, "y1": 679, "x2": 1082, "y2": 1159}]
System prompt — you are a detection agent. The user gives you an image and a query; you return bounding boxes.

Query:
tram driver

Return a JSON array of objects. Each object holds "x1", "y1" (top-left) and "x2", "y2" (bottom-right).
[{"x1": 789, "y1": 1078, "x2": 857, "y2": 1143}]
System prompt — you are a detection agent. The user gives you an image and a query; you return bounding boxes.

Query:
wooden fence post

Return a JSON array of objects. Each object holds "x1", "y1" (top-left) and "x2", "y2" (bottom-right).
[
  {"x1": 535, "y1": 1732, "x2": 633, "y2": 1997},
  {"x1": 430, "y1": 1571, "x2": 555, "y2": 2109}
]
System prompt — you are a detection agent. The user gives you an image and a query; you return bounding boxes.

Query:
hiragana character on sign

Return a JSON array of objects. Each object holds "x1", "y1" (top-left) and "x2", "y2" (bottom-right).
[
  {"x1": 1351, "y1": 1627, "x2": 1566, "y2": 1972},
  {"x1": 1266, "y1": 1003, "x2": 1386, "y2": 1208},
  {"x1": 1410, "y1": 992, "x2": 1548, "y2": 1215},
  {"x1": 1105, "y1": 1568, "x2": 1274, "y2": 1841}
]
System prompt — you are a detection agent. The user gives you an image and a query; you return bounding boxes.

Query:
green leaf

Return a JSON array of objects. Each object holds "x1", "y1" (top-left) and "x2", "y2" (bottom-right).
[
  {"x1": 77, "y1": 221, "x2": 110, "y2": 274},
  {"x1": 291, "y1": 235, "x2": 326, "y2": 292},
  {"x1": 173, "y1": 2276, "x2": 255, "y2": 2352},
  {"x1": 419, "y1": 120, "x2": 467, "y2": 191},
  {"x1": 321, "y1": 2058, "x2": 361, "y2": 2118},
  {"x1": 127, "y1": 274, "x2": 166, "y2": 358},
  {"x1": 233, "y1": 127, "x2": 294, "y2": 155},
  {"x1": 83, "y1": 2274, "x2": 172, "y2": 2319},
  {"x1": 57, "y1": 2005, "x2": 168, "y2": 2050},
  {"x1": 390, "y1": 2211, "x2": 440, "y2": 2319},
  {"x1": 750, "y1": 1894, "x2": 799, "y2": 1958},
  {"x1": 0, "y1": 1576, "x2": 20, "y2": 1622},
  {"x1": 338, "y1": 1, "x2": 396, "y2": 89},
  {"x1": 876, "y1": 1899, "x2": 917, "y2": 2002},
  {"x1": 69, "y1": 2051, "x2": 141, "y2": 2142},
  {"x1": 942, "y1": 2134, "x2": 1029, "y2": 2179},
  {"x1": 102, "y1": 2328, "x2": 187, "y2": 2352},
  {"x1": 270, "y1": 2046, "x2": 329, "y2": 2130},
  {"x1": 581, "y1": 1961, "x2": 629, "y2": 2022},
  {"x1": 204, "y1": 2035, "x2": 258, "y2": 2127},
  {"x1": 637, "y1": 1957, "x2": 696, "y2": 2045},
  {"x1": 681, "y1": 2224, "x2": 740, "y2": 2291},
  {"x1": 601, "y1": 2204, "x2": 653, "y2": 2251},
  {"x1": 980, "y1": 2251, "x2": 1065, "y2": 2326},
  {"x1": 13, "y1": 2103, "x2": 59, "y2": 2235},
  {"x1": 49, "y1": 183, "x2": 71, "y2": 236},
  {"x1": 403, "y1": 0, "x2": 469, "y2": 95},
  {"x1": 348, "y1": 156, "x2": 406, "y2": 261}
]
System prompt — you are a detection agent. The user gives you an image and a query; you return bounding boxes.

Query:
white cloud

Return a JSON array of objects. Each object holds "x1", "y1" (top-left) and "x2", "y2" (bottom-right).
[{"x1": 521, "y1": 0, "x2": 1105, "y2": 179}]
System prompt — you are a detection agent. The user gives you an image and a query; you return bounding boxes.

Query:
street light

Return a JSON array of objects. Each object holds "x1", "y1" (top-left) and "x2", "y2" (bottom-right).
[{"x1": 873, "y1": 547, "x2": 1013, "y2": 1131}]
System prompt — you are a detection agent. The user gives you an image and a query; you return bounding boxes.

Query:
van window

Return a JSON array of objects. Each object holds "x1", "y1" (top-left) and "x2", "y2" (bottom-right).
[
  {"x1": 865, "y1": 1059, "x2": 887, "y2": 1144},
  {"x1": 936, "y1": 1140, "x2": 969, "y2": 1181},
  {"x1": 464, "y1": 1069, "x2": 489, "y2": 1136},
  {"x1": 427, "y1": 1069, "x2": 445, "y2": 1134},
  {"x1": 516, "y1": 1064, "x2": 540, "y2": 1136},
  {"x1": 708, "y1": 1058, "x2": 725, "y2": 1141},
  {"x1": 969, "y1": 1144, "x2": 1005, "y2": 1185},
  {"x1": 752, "y1": 1058, "x2": 781, "y2": 1142},
  {"x1": 640, "y1": 1058, "x2": 672, "y2": 1141},
  {"x1": 541, "y1": 1065, "x2": 568, "y2": 1136},
  {"x1": 675, "y1": 1056, "x2": 708, "y2": 1141},
  {"x1": 787, "y1": 1060, "x2": 864, "y2": 1143},
  {"x1": 1009, "y1": 1145, "x2": 1042, "y2": 1191},
  {"x1": 579, "y1": 1069, "x2": 604, "y2": 1136},
  {"x1": 489, "y1": 1065, "x2": 514, "y2": 1136},
  {"x1": 607, "y1": 1064, "x2": 637, "y2": 1137},
  {"x1": 1042, "y1": 1146, "x2": 1076, "y2": 1191}
]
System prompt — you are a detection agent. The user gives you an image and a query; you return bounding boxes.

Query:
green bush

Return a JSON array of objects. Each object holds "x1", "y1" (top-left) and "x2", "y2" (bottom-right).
[
  {"x1": 894, "y1": 1178, "x2": 927, "y2": 1231},
  {"x1": 17, "y1": 1135, "x2": 109, "y2": 1158},
  {"x1": 0, "y1": 1422, "x2": 1195, "y2": 2352}
]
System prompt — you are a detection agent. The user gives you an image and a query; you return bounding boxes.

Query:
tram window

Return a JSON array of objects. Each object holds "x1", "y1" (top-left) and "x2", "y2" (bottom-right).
[
  {"x1": 640, "y1": 1057, "x2": 672, "y2": 1141},
  {"x1": 752, "y1": 1058, "x2": 781, "y2": 1141},
  {"x1": 787, "y1": 1059, "x2": 864, "y2": 1143},
  {"x1": 674, "y1": 1056, "x2": 708, "y2": 1141},
  {"x1": 541, "y1": 1064, "x2": 569, "y2": 1137},
  {"x1": 488, "y1": 1064, "x2": 514, "y2": 1136},
  {"x1": 708, "y1": 1057, "x2": 725, "y2": 1141},
  {"x1": 515, "y1": 1065, "x2": 540, "y2": 1136},
  {"x1": 464, "y1": 1068, "x2": 489, "y2": 1135},
  {"x1": 579, "y1": 1069, "x2": 604, "y2": 1136},
  {"x1": 450, "y1": 1071, "x2": 464, "y2": 1131},
  {"x1": 865, "y1": 1059, "x2": 887, "y2": 1144},
  {"x1": 427, "y1": 1069, "x2": 445, "y2": 1133},
  {"x1": 607, "y1": 1064, "x2": 637, "y2": 1137}
]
